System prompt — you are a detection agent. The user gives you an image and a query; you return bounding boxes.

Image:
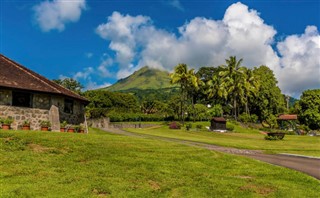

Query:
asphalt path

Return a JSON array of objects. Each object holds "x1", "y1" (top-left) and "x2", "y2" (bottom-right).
[{"x1": 101, "y1": 127, "x2": 320, "y2": 180}]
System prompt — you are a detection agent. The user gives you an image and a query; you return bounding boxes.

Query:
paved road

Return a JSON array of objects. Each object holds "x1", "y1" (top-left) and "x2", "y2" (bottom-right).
[{"x1": 101, "y1": 127, "x2": 320, "y2": 180}]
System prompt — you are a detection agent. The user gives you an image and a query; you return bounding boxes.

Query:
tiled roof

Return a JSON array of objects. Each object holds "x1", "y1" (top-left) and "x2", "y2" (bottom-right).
[
  {"x1": 278, "y1": 114, "x2": 298, "y2": 120},
  {"x1": 212, "y1": 117, "x2": 226, "y2": 122},
  {"x1": 0, "y1": 54, "x2": 88, "y2": 102}
]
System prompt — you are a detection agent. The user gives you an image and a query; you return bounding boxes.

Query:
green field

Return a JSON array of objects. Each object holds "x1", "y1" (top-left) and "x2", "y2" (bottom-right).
[
  {"x1": 1, "y1": 128, "x2": 319, "y2": 197},
  {"x1": 125, "y1": 123, "x2": 320, "y2": 157}
]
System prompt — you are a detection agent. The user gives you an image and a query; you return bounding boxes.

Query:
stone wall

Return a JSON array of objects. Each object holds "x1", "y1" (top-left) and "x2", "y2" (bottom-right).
[
  {"x1": 0, "y1": 105, "x2": 49, "y2": 130},
  {"x1": 87, "y1": 117, "x2": 158, "y2": 129},
  {"x1": 87, "y1": 117, "x2": 110, "y2": 129}
]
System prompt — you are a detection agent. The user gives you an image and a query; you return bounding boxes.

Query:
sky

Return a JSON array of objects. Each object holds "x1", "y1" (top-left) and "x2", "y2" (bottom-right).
[{"x1": 1, "y1": 0, "x2": 319, "y2": 98}]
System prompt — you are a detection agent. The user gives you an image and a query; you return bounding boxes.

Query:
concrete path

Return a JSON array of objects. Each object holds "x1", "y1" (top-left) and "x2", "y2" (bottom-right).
[{"x1": 101, "y1": 128, "x2": 320, "y2": 180}]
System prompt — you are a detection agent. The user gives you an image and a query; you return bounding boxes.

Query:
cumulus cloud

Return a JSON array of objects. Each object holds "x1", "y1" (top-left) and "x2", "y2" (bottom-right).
[
  {"x1": 276, "y1": 26, "x2": 320, "y2": 96},
  {"x1": 33, "y1": 0, "x2": 86, "y2": 32},
  {"x1": 95, "y1": 2, "x2": 319, "y2": 96}
]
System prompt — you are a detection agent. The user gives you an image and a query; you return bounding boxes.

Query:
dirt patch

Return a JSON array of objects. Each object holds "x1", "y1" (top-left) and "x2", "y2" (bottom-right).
[
  {"x1": 148, "y1": 180, "x2": 161, "y2": 191},
  {"x1": 28, "y1": 143, "x2": 52, "y2": 153},
  {"x1": 234, "y1": 175, "x2": 254, "y2": 179},
  {"x1": 92, "y1": 188, "x2": 110, "y2": 197},
  {"x1": 240, "y1": 184, "x2": 274, "y2": 195}
]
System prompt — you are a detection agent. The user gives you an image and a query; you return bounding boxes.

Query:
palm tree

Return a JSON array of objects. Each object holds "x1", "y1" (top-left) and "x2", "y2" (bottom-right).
[
  {"x1": 170, "y1": 64, "x2": 190, "y2": 124},
  {"x1": 242, "y1": 68, "x2": 260, "y2": 115},
  {"x1": 170, "y1": 63, "x2": 202, "y2": 124},
  {"x1": 219, "y1": 56, "x2": 246, "y2": 120},
  {"x1": 187, "y1": 69, "x2": 203, "y2": 122}
]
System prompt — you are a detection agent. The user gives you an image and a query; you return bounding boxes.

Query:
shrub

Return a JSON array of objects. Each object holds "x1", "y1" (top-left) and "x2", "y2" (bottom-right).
[
  {"x1": 22, "y1": 120, "x2": 30, "y2": 127},
  {"x1": 239, "y1": 113, "x2": 251, "y2": 123},
  {"x1": 60, "y1": 121, "x2": 68, "y2": 128},
  {"x1": 250, "y1": 114, "x2": 258, "y2": 123},
  {"x1": 2, "y1": 117, "x2": 14, "y2": 125},
  {"x1": 264, "y1": 135, "x2": 283, "y2": 141},
  {"x1": 239, "y1": 113, "x2": 259, "y2": 124},
  {"x1": 226, "y1": 123, "x2": 234, "y2": 131},
  {"x1": 40, "y1": 120, "x2": 51, "y2": 127},
  {"x1": 186, "y1": 123, "x2": 192, "y2": 131},
  {"x1": 265, "y1": 114, "x2": 278, "y2": 129},
  {"x1": 196, "y1": 124, "x2": 203, "y2": 130},
  {"x1": 169, "y1": 122, "x2": 181, "y2": 129}
]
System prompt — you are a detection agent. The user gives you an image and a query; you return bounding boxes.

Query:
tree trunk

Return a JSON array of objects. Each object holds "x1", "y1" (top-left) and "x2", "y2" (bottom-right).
[{"x1": 234, "y1": 95, "x2": 237, "y2": 120}]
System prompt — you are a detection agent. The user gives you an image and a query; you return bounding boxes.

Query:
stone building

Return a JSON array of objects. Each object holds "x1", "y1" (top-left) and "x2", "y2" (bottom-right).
[{"x1": 0, "y1": 54, "x2": 88, "y2": 131}]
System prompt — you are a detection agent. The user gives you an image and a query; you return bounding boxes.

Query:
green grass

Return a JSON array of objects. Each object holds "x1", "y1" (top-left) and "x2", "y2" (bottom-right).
[
  {"x1": 125, "y1": 123, "x2": 320, "y2": 157},
  {"x1": 1, "y1": 129, "x2": 319, "y2": 197}
]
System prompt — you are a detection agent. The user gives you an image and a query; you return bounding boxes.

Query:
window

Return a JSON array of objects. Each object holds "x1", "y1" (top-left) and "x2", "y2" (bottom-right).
[
  {"x1": 12, "y1": 91, "x2": 32, "y2": 107},
  {"x1": 64, "y1": 99, "x2": 74, "y2": 114}
]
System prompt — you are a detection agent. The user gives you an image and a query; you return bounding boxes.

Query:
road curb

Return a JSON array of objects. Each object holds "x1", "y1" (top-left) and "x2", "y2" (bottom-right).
[{"x1": 279, "y1": 153, "x2": 320, "y2": 160}]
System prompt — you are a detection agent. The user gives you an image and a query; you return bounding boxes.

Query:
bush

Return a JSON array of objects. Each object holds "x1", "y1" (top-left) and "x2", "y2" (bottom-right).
[
  {"x1": 1, "y1": 117, "x2": 14, "y2": 125},
  {"x1": 169, "y1": 122, "x2": 181, "y2": 129},
  {"x1": 264, "y1": 135, "x2": 283, "y2": 141},
  {"x1": 196, "y1": 124, "x2": 203, "y2": 130},
  {"x1": 226, "y1": 123, "x2": 234, "y2": 131},
  {"x1": 239, "y1": 113, "x2": 259, "y2": 123},
  {"x1": 186, "y1": 123, "x2": 192, "y2": 131},
  {"x1": 239, "y1": 113, "x2": 251, "y2": 123}
]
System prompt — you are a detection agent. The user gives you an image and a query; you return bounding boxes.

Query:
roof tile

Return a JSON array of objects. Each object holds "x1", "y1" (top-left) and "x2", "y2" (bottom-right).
[{"x1": 0, "y1": 54, "x2": 88, "y2": 102}]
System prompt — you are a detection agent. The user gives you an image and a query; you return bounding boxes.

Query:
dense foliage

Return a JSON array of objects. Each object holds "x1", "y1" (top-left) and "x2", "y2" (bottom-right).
[
  {"x1": 298, "y1": 89, "x2": 320, "y2": 130},
  {"x1": 84, "y1": 90, "x2": 139, "y2": 118}
]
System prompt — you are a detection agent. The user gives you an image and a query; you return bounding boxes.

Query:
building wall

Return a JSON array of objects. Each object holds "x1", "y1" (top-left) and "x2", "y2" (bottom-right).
[
  {"x1": 0, "y1": 89, "x2": 85, "y2": 130},
  {"x1": 0, "y1": 105, "x2": 50, "y2": 130}
]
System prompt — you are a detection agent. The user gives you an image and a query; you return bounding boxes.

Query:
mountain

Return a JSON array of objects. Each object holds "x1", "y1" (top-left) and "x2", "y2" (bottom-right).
[{"x1": 104, "y1": 66, "x2": 175, "y2": 91}]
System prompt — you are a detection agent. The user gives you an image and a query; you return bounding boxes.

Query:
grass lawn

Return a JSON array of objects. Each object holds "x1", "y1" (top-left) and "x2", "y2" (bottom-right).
[
  {"x1": 0, "y1": 128, "x2": 319, "y2": 197},
  {"x1": 125, "y1": 123, "x2": 320, "y2": 157}
]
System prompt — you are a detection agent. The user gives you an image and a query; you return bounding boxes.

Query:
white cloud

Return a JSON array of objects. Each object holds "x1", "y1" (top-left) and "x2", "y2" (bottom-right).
[
  {"x1": 85, "y1": 81, "x2": 112, "y2": 90},
  {"x1": 95, "y1": 2, "x2": 319, "y2": 96},
  {"x1": 97, "y1": 57, "x2": 114, "y2": 77},
  {"x1": 73, "y1": 67, "x2": 94, "y2": 80},
  {"x1": 33, "y1": 0, "x2": 86, "y2": 32},
  {"x1": 276, "y1": 26, "x2": 320, "y2": 96},
  {"x1": 168, "y1": 0, "x2": 184, "y2": 11},
  {"x1": 85, "y1": 52, "x2": 93, "y2": 58}
]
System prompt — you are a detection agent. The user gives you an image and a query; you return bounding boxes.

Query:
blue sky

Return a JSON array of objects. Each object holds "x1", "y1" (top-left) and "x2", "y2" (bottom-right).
[{"x1": 1, "y1": 0, "x2": 319, "y2": 97}]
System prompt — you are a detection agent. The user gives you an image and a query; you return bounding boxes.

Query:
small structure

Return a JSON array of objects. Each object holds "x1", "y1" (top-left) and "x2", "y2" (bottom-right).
[
  {"x1": 0, "y1": 54, "x2": 89, "y2": 131},
  {"x1": 210, "y1": 117, "x2": 226, "y2": 131},
  {"x1": 277, "y1": 114, "x2": 298, "y2": 131}
]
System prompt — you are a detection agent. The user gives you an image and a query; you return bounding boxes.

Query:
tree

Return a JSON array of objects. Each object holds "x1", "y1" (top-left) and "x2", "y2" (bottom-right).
[
  {"x1": 53, "y1": 78, "x2": 84, "y2": 94},
  {"x1": 84, "y1": 90, "x2": 139, "y2": 118},
  {"x1": 219, "y1": 56, "x2": 246, "y2": 119},
  {"x1": 298, "y1": 89, "x2": 320, "y2": 130},
  {"x1": 170, "y1": 64, "x2": 201, "y2": 124},
  {"x1": 242, "y1": 67, "x2": 260, "y2": 114},
  {"x1": 250, "y1": 66, "x2": 286, "y2": 121}
]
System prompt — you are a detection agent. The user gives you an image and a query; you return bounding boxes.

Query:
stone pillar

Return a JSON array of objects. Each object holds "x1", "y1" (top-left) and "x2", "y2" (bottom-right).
[
  {"x1": 49, "y1": 105, "x2": 60, "y2": 132},
  {"x1": 103, "y1": 117, "x2": 110, "y2": 129}
]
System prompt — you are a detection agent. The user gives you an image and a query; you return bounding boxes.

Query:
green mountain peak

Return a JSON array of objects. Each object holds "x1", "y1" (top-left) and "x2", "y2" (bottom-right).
[{"x1": 103, "y1": 66, "x2": 174, "y2": 91}]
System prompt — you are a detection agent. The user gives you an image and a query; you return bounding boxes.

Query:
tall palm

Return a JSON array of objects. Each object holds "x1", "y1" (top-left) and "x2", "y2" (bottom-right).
[
  {"x1": 219, "y1": 56, "x2": 246, "y2": 119},
  {"x1": 170, "y1": 64, "x2": 190, "y2": 124},
  {"x1": 170, "y1": 63, "x2": 202, "y2": 124},
  {"x1": 187, "y1": 69, "x2": 203, "y2": 122},
  {"x1": 242, "y1": 68, "x2": 260, "y2": 114}
]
